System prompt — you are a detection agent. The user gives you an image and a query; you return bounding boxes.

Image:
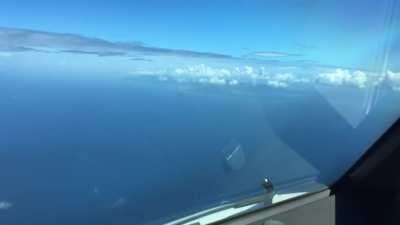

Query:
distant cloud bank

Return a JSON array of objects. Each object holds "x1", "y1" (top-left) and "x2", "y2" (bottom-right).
[{"x1": 130, "y1": 64, "x2": 400, "y2": 91}]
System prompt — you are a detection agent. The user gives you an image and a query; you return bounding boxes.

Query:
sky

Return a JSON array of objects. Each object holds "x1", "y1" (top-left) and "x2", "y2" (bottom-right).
[{"x1": 0, "y1": 0, "x2": 399, "y2": 81}]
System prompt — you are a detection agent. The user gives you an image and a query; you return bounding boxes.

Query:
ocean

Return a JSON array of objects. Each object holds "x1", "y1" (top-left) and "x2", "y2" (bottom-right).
[{"x1": 0, "y1": 73, "x2": 399, "y2": 224}]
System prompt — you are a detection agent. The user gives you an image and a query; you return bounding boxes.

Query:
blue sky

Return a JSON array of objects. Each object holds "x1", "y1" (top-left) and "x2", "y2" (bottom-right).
[{"x1": 0, "y1": 0, "x2": 399, "y2": 76}]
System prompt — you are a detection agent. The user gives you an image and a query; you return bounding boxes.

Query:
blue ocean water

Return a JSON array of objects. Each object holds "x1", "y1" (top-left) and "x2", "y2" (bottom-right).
[{"x1": 0, "y1": 74, "x2": 399, "y2": 225}]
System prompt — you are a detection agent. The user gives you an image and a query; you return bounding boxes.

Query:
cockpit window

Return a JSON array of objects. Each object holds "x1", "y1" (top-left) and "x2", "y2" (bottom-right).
[{"x1": 0, "y1": 0, "x2": 400, "y2": 224}]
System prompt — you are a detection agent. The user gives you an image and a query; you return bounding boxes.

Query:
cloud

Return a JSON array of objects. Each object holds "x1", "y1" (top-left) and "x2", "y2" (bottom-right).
[
  {"x1": 266, "y1": 80, "x2": 289, "y2": 88},
  {"x1": 265, "y1": 73, "x2": 296, "y2": 88},
  {"x1": 130, "y1": 57, "x2": 153, "y2": 62},
  {"x1": 0, "y1": 46, "x2": 49, "y2": 53},
  {"x1": 0, "y1": 27, "x2": 233, "y2": 59},
  {"x1": 173, "y1": 64, "x2": 233, "y2": 77},
  {"x1": 317, "y1": 69, "x2": 369, "y2": 88},
  {"x1": 130, "y1": 64, "x2": 303, "y2": 88},
  {"x1": 316, "y1": 69, "x2": 400, "y2": 91},
  {"x1": 0, "y1": 201, "x2": 12, "y2": 210},
  {"x1": 59, "y1": 50, "x2": 125, "y2": 57},
  {"x1": 244, "y1": 51, "x2": 301, "y2": 59},
  {"x1": 229, "y1": 79, "x2": 239, "y2": 86},
  {"x1": 129, "y1": 63, "x2": 400, "y2": 92},
  {"x1": 388, "y1": 70, "x2": 400, "y2": 82},
  {"x1": 387, "y1": 70, "x2": 400, "y2": 91}
]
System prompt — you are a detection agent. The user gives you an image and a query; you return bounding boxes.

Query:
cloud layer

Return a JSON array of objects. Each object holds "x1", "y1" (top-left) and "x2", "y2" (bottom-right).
[
  {"x1": 130, "y1": 64, "x2": 400, "y2": 91},
  {"x1": 317, "y1": 69, "x2": 369, "y2": 88},
  {"x1": 0, "y1": 27, "x2": 233, "y2": 59}
]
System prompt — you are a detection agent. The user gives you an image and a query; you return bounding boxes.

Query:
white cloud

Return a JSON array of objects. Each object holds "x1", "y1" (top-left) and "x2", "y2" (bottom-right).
[
  {"x1": 129, "y1": 64, "x2": 400, "y2": 92},
  {"x1": 318, "y1": 69, "x2": 351, "y2": 86},
  {"x1": 388, "y1": 70, "x2": 400, "y2": 82},
  {"x1": 184, "y1": 64, "x2": 232, "y2": 77},
  {"x1": 317, "y1": 69, "x2": 369, "y2": 88},
  {"x1": 267, "y1": 80, "x2": 289, "y2": 88},
  {"x1": 245, "y1": 51, "x2": 300, "y2": 59},
  {"x1": 243, "y1": 66, "x2": 256, "y2": 76},
  {"x1": 132, "y1": 64, "x2": 254, "y2": 87},
  {"x1": 260, "y1": 73, "x2": 295, "y2": 88},
  {"x1": 387, "y1": 70, "x2": 400, "y2": 91},
  {"x1": 229, "y1": 79, "x2": 239, "y2": 86},
  {"x1": 209, "y1": 77, "x2": 227, "y2": 85},
  {"x1": 130, "y1": 64, "x2": 307, "y2": 88},
  {"x1": 350, "y1": 71, "x2": 368, "y2": 88},
  {"x1": 275, "y1": 73, "x2": 296, "y2": 83},
  {"x1": 316, "y1": 69, "x2": 400, "y2": 92},
  {"x1": 0, "y1": 201, "x2": 12, "y2": 210}
]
